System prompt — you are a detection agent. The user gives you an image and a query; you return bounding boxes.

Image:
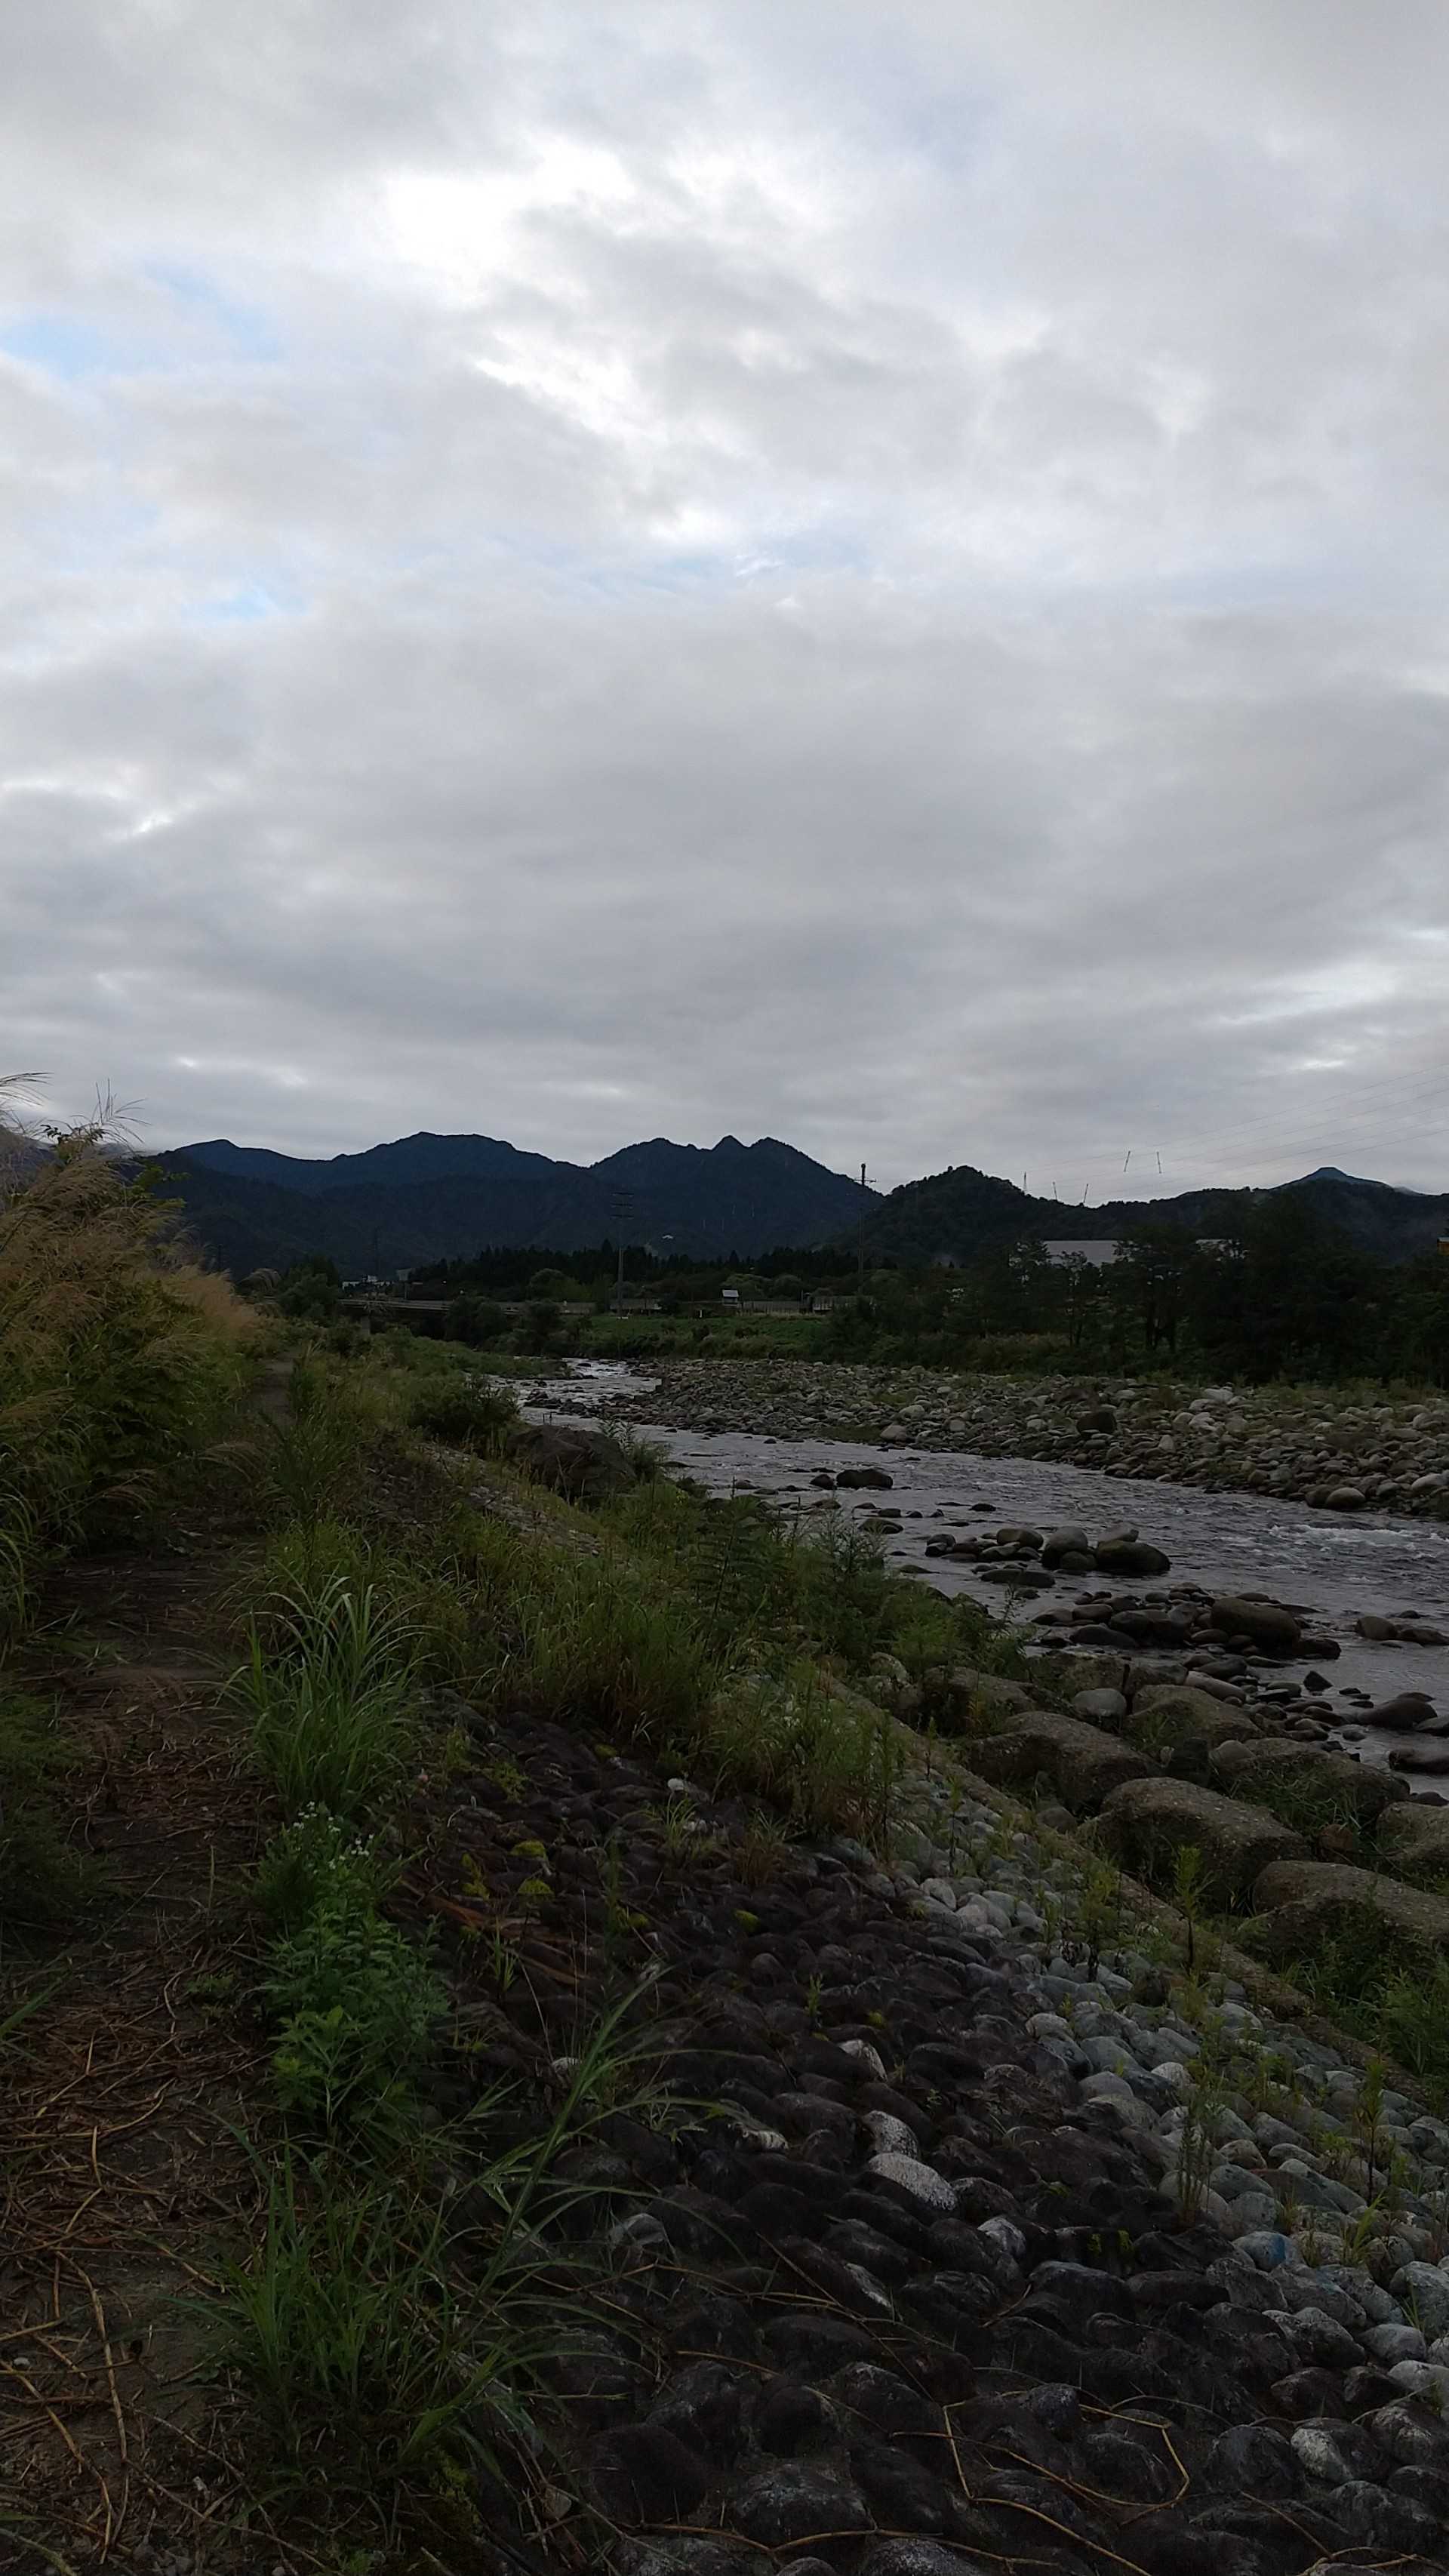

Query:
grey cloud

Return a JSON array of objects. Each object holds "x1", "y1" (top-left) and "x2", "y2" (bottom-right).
[{"x1": 0, "y1": 2, "x2": 1446, "y2": 1199}]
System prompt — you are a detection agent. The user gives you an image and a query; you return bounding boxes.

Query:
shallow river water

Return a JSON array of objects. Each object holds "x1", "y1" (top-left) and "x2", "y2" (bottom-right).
[{"x1": 528, "y1": 1362, "x2": 1449, "y2": 1777}]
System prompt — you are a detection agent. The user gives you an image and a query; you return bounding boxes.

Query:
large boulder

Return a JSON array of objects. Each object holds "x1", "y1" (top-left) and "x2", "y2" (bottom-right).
[
  {"x1": 1128, "y1": 1684, "x2": 1260, "y2": 1755},
  {"x1": 1358, "y1": 1611, "x2": 1449, "y2": 1646},
  {"x1": 972, "y1": 1712, "x2": 1152, "y2": 1814},
  {"x1": 941, "y1": 1670, "x2": 1035, "y2": 1728},
  {"x1": 502, "y1": 1423, "x2": 638, "y2": 1503},
  {"x1": 1364, "y1": 1691, "x2": 1438, "y2": 1731},
  {"x1": 1093, "y1": 1537, "x2": 1172, "y2": 1577},
  {"x1": 1250, "y1": 1859, "x2": 1449, "y2": 1962},
  {"x1": 1208, "y1": 1595, "x2": 1303, "y2": 1654},
  {"x1": 1077, "y1": 1406, "x2": 1118, "y2": 1436},
  {"x1": 1094, "y1": 1777, "x2": 1308, "y2": 1907},
  {"x1": 1376, "y1": 1803, "x2": 1449, "y2": 1884},
  {"x1": 1210, "y1": 1739, "x2": 1408, "y2": 1830},
  {"x1": 1041, "y1": 1525, "x2": 1093, "y2": 1569}
]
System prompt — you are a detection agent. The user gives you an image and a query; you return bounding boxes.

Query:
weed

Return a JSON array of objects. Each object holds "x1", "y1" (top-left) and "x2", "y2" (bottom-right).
[
  {"x1": 237, "y1": 1575, "x2": 421, "y2": 1821},
  {"x1": 731, "y1": 1812, "x2": 791, "y2": 1886},
  {"x1": 1065, "y1": 1860, "x2": 1125, "y2": 1980},
  {"x1": 652, "y1": 1792, "x2": 717, "y2": 1863},
  {"x1": 1171, "y1": 1842, "x2": 1207, "y2": 1975},
  {"x1": 254, "y1": 1806, "x2": 397, "y2": 1937},
  {"x1": 266, "y1": 1895, "x2": 446, "y2": 2136},
  {"x1": 210, "y1": 1993, "x2": 672, "y2": 2523},
  {"x1": 1174, "y1": 2023, "x2": 1238, "y2": 2221}
]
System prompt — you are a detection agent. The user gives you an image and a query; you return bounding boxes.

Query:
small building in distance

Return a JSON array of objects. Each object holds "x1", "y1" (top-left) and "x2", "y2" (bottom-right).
[{"x1": 1041, "y1": 1239, "x2": 1121, "y2": 1268}]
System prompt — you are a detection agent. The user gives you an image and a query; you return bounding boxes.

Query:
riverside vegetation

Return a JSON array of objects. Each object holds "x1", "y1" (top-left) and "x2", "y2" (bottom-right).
[{"x1": 7, "y1": 1129, "x2": 1449, "y2": 2571}]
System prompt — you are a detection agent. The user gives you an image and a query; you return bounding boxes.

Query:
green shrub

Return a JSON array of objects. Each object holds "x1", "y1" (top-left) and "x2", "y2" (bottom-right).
[
  {"x1": 408, "y1": 1376, "x2": 517, "y2": 1450},
  {"x1": 0, "y1": 1102, "x2": 254, "y2": 1636},
  {"x1": 445, "y1": 1292, "x2": 510, "y2": 1346},
  {"x1": 237, "y1": 1574, "x2": 421, "y2": 1820},
  {"x1": 266, "y1": 1894, "x2": 445, "y2": 2134}
]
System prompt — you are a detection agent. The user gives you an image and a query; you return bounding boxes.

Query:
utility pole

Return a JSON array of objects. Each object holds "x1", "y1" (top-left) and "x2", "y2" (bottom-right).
[
  {"x1": 857, "y1": 1162, "x2": 868, "y2": 1299},
  {"x1": 613, "y1": 1186, "x2": 632, "y2": 1314}
]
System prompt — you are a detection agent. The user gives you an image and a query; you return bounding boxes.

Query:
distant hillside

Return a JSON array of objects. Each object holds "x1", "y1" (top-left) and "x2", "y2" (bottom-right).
[
  {"x1": 858, "y1": 1160, "x2": 1449, "y2": 1266},
  {"x1": 158, "y1": 1131, "x2": 878, "y2": 1273}
]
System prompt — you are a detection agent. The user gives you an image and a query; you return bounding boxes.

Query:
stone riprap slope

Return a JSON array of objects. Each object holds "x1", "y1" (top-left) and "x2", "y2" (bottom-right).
[
  {"x1": 431, "y1": 1685, "x2": 1449, "y2": 2576},
  {"x1": 604, "y1": 1364, "x2": 1449, "y2": 1519}
]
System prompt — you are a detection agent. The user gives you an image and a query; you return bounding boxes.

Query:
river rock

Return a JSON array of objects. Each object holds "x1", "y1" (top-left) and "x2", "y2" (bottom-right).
[
  {"x1": 836, "y1": 1466, "x2": 894, "y2": 1490},
  {"x1": 1390, "y1": 1613, "x2": 1449, "y2": 1643},
  {"x1": 1376, "y1": 1804, "x2": 1449, "y2": 1880},
  {"x1": 1093, "y1": 1537, "x2": 1173, "y2": 1577},
  {"x1": 1072, "y1": 1687, "x2": 1128, "y2": 1724},
  {"x1": 1128, "y1": 1684, "x2": 1260, "y2": 1754},
  {"x1": 1387, "y1": 1743, "x2": 1449, "y2": 1776},
  {"x1": 973, "y1": 1711, "x2": 1152, "y2": 1814},
  {"x1": 1251, "y1": 1859, "x2": 1449, "y2": 1960},
  {"x1": 1365, "y1": 1692, "x2": 1438, "y2": 1731},
  {"x1": 1209, "y1": 1739, "x2": 1407, "y2": 1827},
  {"x1": 1209, "y1": 1595, "x2": 1303, "y2": 1654},
  {"x1": 1094, "y1": 1776, "x2": 1308, "y2": 1905},
  {"x1": 503, "y1": 1421, "x2": 641, "y2": 1503},
  {"x1": 1041, "y1": 1525, "x2": 1092, "y2": 1567},
  {"x1": 943, "y1": 1670, "x2": 1035, "y2": 1724}
]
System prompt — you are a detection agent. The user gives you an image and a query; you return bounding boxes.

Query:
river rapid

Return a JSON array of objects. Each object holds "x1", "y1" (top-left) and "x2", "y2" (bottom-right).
[{"x1": 527, "y1": 1360, "x2": 1449, "y2": 1782}]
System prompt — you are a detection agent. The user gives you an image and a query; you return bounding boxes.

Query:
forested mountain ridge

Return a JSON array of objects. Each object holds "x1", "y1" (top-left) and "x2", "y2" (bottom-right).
[
  {"x1": 857, "y1": 1160, "x2": 1449, "y2": 1266},
  {"x1": 154, "y1": 1125, "x2": 1446, "y2": 1279},
  {"x1": 157, "y1": 1131, "x2": 878, "y2": 1273}
]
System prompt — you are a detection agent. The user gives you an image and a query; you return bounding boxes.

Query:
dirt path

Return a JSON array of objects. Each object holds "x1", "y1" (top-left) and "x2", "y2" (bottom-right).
[{"x1": 0, "y1": 1541, "x2": 270, "y2": 2569}]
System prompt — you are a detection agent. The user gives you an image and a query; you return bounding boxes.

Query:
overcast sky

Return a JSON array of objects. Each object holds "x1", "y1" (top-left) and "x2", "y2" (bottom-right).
[{"x1": 3, "y1": 2, "x2": 1447, "y2": 1198}]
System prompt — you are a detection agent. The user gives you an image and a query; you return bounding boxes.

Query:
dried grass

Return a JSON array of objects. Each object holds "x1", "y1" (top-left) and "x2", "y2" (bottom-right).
[{"x1": 0, "y1": 1087, "x2": 255, "y2": 1641}]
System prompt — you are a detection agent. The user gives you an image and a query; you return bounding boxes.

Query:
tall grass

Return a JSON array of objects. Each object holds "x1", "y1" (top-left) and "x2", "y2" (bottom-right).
[
  {"x1": 263, "y1": 1359, "x2": 392, "y2": 1530},
  {"x1": 437, "y1": 1516, "x2": 906, "y2": 1842},
  {"x1": 236, "y1": 1574, "x2": 422, "y2": 1819},
  {"x1": 212, "y1": 1995, "x2": 672, "y2": 2519},
  {"x1": 0, "y1": 1093, "x2": 254, "y2": 1642}
]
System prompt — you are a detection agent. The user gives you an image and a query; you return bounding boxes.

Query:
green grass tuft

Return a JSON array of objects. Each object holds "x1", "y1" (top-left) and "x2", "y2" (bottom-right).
[{"x1": 237, "y1": 1573, "x2": 421, "y2": 1821}]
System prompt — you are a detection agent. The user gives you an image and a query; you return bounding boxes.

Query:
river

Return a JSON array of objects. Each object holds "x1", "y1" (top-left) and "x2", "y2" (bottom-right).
[{"x1": 525, "y1": 1361, "x2": 1449, "y2": 1780}]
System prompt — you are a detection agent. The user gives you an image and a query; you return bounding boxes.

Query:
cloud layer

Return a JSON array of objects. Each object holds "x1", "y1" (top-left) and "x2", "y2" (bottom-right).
[{"x1": 2, "y1": 0, "x2": 1447, "y2": 1196}]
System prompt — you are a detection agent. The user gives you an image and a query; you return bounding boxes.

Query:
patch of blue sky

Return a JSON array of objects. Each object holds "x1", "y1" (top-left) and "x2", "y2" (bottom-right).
[
  {"x1": 188, "y1": 582, "x2": 294, "y2": 625},
  {"x1": 144, "y1": 262, "x2": 281, "y2": 361},
  {"x1": 466, "y1": 521, "x2": 874, "y2": 603},
  {"x1": 0, "y1": 315, "x2": 112, "y2": 380}
]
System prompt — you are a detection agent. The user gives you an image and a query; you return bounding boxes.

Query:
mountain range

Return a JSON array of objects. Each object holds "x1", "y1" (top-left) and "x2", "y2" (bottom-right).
[
  {"x1": 155, "y1": 1133, "x2": 878, "y2": 1273},
  {"x1": 152, "y1": 1130, "x2": 1449, "y2": 1277},
  {"x1": 858, "y1": 1161, "x2": 1449, "y2": 1266}
]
